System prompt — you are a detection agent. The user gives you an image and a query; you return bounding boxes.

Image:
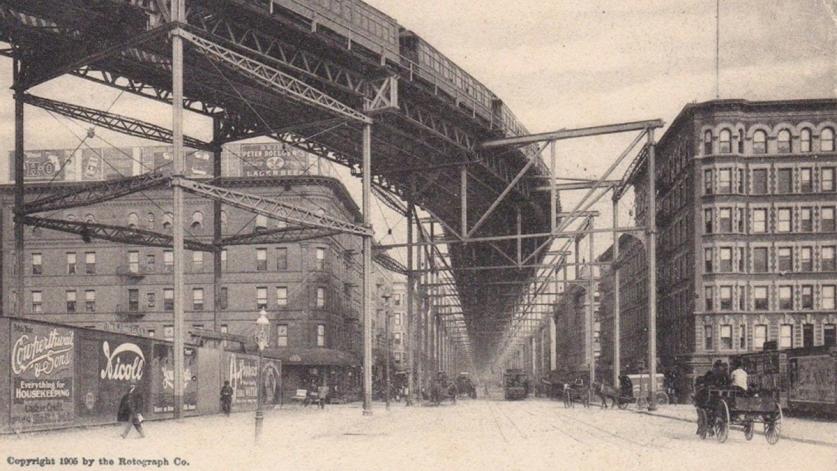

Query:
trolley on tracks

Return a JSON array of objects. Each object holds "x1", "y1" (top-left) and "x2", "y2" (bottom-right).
[{"x1": 695, "y1": 387, "x2": 783, "y2": 445}]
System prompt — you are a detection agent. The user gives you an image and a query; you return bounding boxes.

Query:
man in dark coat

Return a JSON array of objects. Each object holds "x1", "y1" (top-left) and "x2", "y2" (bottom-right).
[
  {"x1": 220, "y1": 380, "x2": 234, "y2": 416},
  {"x1": 117, "y1": 383, "x2": 145, "y2": 438}
]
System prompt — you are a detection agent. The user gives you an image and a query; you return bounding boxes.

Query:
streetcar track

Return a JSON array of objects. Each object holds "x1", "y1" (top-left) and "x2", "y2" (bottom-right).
[
  {"x1": 549, "y1": 403, "x2": 667, "y2": 449},
  {"x1": 522, "y1": 408, "x2": 583, "y2": 444},
  {"x1": 491, "y1": 401, "x2": 529, "y2": 440},
  {"x1": 484, "y1": 400, "x2": 510, "y2": 443}
]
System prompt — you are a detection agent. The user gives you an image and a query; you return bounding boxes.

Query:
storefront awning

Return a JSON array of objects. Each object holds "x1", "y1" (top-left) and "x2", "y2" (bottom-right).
[{"x1": 261, "y1": 348, "x2": 360, "y2": 367}]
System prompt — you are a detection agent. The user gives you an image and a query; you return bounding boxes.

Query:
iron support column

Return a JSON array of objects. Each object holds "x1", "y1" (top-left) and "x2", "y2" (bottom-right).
[
  {"x1": 13, "y1": 59, "x2": 24, "y2": 318},
  {"x1": 516, "y1": 207, "x2": 522, "y2": 265},
  {"x1": 385, "y1": 309, "x2": 390, "y2": 411},
  {"x1": 588, "y1": 221, "x2": 595, "y2": 389},
  {"x1": 171, "y1": 2, "x2": 186, "y2": 419},
  {"x1": 460, "y1": 166, "x2": 467, "y2": 234},
  {"x1": 612, "y1": 198, "x2": 621, "y2": 387},
  {"x1": 362, "y1": 123, "x2": 373, "y2": 416},
  {"x1": 212, "y1": 119, "x2": 223, "y2": 332},
  {"x1": 550, "y1": 141, "x2": 557, "y2": 232},
  {"x1": 646, "y1": 128, "x2": 658, "y2": 411},
  {"x1": 405, "y1": 184, "x2": 415, "y2": 406}
]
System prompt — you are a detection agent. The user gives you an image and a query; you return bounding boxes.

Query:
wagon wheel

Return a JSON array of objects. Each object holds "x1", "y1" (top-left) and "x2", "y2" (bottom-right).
[
  {"x1": 655, "y1": 391, "x2": 669, "y2": 406},
  {"x1": 713, "y1": 399, "x2": 730, "y2": 443},
  {"x1": 764, "y1": 402, "x2": 783, "y2": 445},
  {"x1": 696, "y1": 408, "x2": 708, "y2": 440},
  {"x1": 617, "y1": 398, "x2": 628, "y2": 410},
  {"x1": 743, "y1": 421, "x2": 754, "y2": 441}
]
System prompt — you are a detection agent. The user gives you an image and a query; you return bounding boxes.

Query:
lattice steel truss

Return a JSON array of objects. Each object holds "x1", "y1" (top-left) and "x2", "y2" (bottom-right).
[{"x1": 22, "y1": 172, "x2": 171, "y2": 214}]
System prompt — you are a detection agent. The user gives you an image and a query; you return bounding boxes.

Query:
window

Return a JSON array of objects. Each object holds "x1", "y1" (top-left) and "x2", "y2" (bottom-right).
[
  {"x1": 719, "y1": 208, "x2": 732, "y2": 232},
  {"x1": 703, "y1": 169, "x2": 713, "y2": 195},
  {"x1": 394, "y1": 332, "x2": 402, "y2": 345},
  {"x1": 164, "y1": 250, "x2": 173, "y2": 272},
  {"x1": 704, "y1": 324, "x2": 713, "y2": 350},
  {"x1": 146, "y1": 212, "x2": 155, "y2": 230},
  {"x1": 220, "y1": 287, "x2": 228, "y2": 310},
  {"x1": 85, "y1": 290, "x2": 96, "y2": 312},
  {"x1": 777, "y1": 168, "x2": 792, "y2": 193},
  {"x1": 720, "y1": 247, "x2": 732, "y2": 272},
  {"x1": 128, "y1": 251, "x2": 139, "y2": 273},
  {"x1": 754, "y1": 286, "x2": 769, "y2": 310},
  {"x1": 777, "y1": 208, "x2": 792, "y2": 233},
  {"x1": 751, "y1": 169, "x2": 768, "y2": 194},
  {"x1": 316, "y1": 287, "x2": 326, "y2": 308},
  {"x1": 823, "y1": 285, "x2": 836, "y2": 309},
  {"x1": 822, "y1": 246, "x2": 836, "y2": 271},
  {"x1": 801, "y1": 324, "x2": 812, "y2": 348},
  {"x1": 739, "y1": 324, "x2": 746, "y2": 349},
  {"x1": 146, "y1": 292, "x2": 156, "y2": 309},
  {"x1": 737, "y1": 247, "x2": 746, "y2": 272},
  {"x1": 164, "y1": 325, "x2": 173, "y2": 340},
  {"x1": 315, "y1": 247, "x2": 326, "y2": 270},
  {"x1": 778, "y1": 285, "x2": 793, "y2": 310},
  {"x1": 164, "y1": 288, "x2": 174, "y2": 311},
  {"x1": 66, "y1": 290, "x2": 76, "y2": 313},
  {"x1": 778, "y1": 247, "x2": 793, "y2": 272},
  {"x1": 277, "y1": 325, "x2": 288, "y2": 347},
  {"x1": 124, "y1": 288, "x2": 138, "y2": 312},
  {"x1": 256, "y1": 287, "x2": 268, "y2": 309},
  {"x1": 753, "y1": 209, "x2": 767, "y2": 233},
  {"x1": 800, "y1": 168, "x2": 812, "y2": 193},
  {"x1": 719, "y1": 129, "x2": 731, "y2": 153},
  {"x1": 66, "y1": 252, "x2": 76, "y2": 274},
  {"x1": 32, "y1": 291, "x2": 42, "y2": 313},
  {"x1": 800, "y1": 207, "x2": 813, "y2": 232},
  {"x1": 704, "y1": 208, "x2": 713, "y2": 234},
  {"x1": 276, "y1": 247, "x2": 288, "y2": 270},
  {"x1": 221, "y1": 250, "x2": 227, "y2": 271},
  {"x1": 191, "y1": 211, "x2": 203, "y2": 230},
  {"x1": 822, "y1": 127, "x2": 835, "y2": 152},
  {"x1": 753, "y1": 248, "x2": 769, "y2": 273},
  {"x1": 703, "y1": 130, "x2": 713, "y2": 154},
  {"x1": 825, "y1": 325, "x2": 836, "y2": 346},
  {"x1": 84, "y1": 214, "x2": 95, "y2": 224},
  {"x1": 317, "y1": 324, "x2": 325, "y2": 347},
  {"x1": 30, "y1": 253, "x2": 43, "y2": 275},
  {"x1": 754, "y1": 325, "x2": 768, "y2": 350},
  {"x1": 777, "y1": 129, "x2": 791, "y2": 153},
  {"x1": 801, "y1": 246, "x2": 814, "y2": 271},
  {"x1": 801, "y1": 285, "x2": 814, "y2": 310},
  {"x1": 718, "y1": 169, "x2": 731, "y2": 194},
  {"x1": 85, "y1": 252, "x2": 96, "y2": 274},
  {"x1": 127, "y1": 212, "x2": 139, "y2": 228},
  {"x1": 256, "y1": 248, "x2": 267, "y2": 271},
  {"x1": 220, "y1": 210, "x2": 227, "y2": 229},
  {"x1": 822, "y1": 207, "x2": 835, "y2": 232},
  {"x1": 720, "y1": 286, "x2": 733, "y2": 310},
  {"x1": 394, "y1": 294, "x2": 403, "y2": 307},
  {"x1": 704, "y1": 248, "x2": 713, "y2": 273},
  {"x1": 704, "y1": 286, "x2": 714, "y2": 311},
  {"x1": 276, "y1": 286, "x2": 288, "y2": 306},
  {"x1": 780, "y1": 324, "x2": 793, "y2": 349},
  {"x1": 822, "y1": 167, "x2": 835, "y2": 192},
  {"x1": 145, "y1": 254, "x2": 155, "y2": 272},
  {"x1": 192, "y1": 288, "x2": 204, "y2": 311},
  {"x1": 753, "y1": 130, "x2": 767, "y2": 154},
  {"x1": 720, "y1": 325, "x2": 733, "y2": 349},
  {"x1": 255, "y1": 215, "x2": 268, "y2": 232},
  {"x1": 800, "y1": 128, "x2": 812, "y2": 152},
  {"x1": 192, "y1": 251, "x2": 204, "y2": 271},
  {"x1": 162, "y1": 212, "x2": 173, "y2": 230}
]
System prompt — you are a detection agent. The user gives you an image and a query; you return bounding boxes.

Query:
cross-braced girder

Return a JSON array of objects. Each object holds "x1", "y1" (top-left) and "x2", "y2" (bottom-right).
[
  {"x1": 22, "y1": 172, "x2": 171, "y2": 215},
  {"x1": 220, "y1": 226, "x2": 341, "y2": 246}
]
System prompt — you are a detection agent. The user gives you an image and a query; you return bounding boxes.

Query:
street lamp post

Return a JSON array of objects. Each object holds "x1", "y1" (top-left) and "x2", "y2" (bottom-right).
[
  {"x1": 255, "y1": 308, "x2": 270, "y2": 442},
  {"x1": 383, "y1": 294, "x2": 391, "y2": 411}
]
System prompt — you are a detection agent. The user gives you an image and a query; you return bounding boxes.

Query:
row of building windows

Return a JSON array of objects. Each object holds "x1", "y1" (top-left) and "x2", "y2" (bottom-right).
[
  {"x1": 703, "y1": 245, "x2": 836, "y2": 274},
  {"x1": 703, "y1": 127, "x2": 835, "y2": 156},
  {"x1": 703, "y1": 284, "x2": 837, "y2": 312},
  {"x1": 703, "y1": 205, "x2": 836, "y2": 235},
  {"x1": 703, "y1": 322, "x2": 836, "y2": 351},
  {"x1": 703, "y1": 166, "x2": 835, "y2": 196}
]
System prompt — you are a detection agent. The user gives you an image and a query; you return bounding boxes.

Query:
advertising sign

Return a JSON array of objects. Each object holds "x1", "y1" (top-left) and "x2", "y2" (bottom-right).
[
  {"x1": 9, "y1": 322, "x2": 75, "y2": 430},
  {"x1": 238, "y1": 143, "x2": 311, "y2": 177},
  {"x1": 9, "y1": 150, "x2": 71, "y2": 182},
  {"x1": 789, "y1": 355, "x2": 836, "y2": 404},
  {"x1": 81, "y1": 147, "x2": 134, "y2": 180},
  {"x1": 224, "y1": 353, "x2": 259, "y2": 406},
  {"x1": 141, "y1": 146, "x2": 212, "y2": 178},
  {"x1": 150, "y1": 343, "x2": 198, "y2": 414}
]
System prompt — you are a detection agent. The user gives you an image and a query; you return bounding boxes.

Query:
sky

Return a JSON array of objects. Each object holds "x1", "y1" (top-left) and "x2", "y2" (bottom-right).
[{"x1": 0, "y1": 0, "x2": 834, "y2": 266}]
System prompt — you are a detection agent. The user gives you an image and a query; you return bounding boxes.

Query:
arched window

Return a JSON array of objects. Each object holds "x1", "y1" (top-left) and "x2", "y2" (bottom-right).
[
  {"x1": 255, "y1": 215, "x2": 268, "y2": 232},
  {"x1": 85, "y1": 214, "x2": 95, "y2": 224},
  {"x1": 146, "y1": 212, "x2": 155, "y2": 230},
  {"x1": 191, "y1": 211, "x2": 203, "y2": 230},
  {"x1": 162, "y1": 212, "x2": 173, "y2": 230},
  {"x1": 752, "y1": 130, "x2": 767, "y2": 154},
  {"x1": 66, "y1": 213, "x2": 76, "y2": 221},
  {"x1": 737, "y1": 130, "x2": 745, "y2": 153},
  {"x1": 777, "y1": 129, "x2": 792, "y2": 153},
  {"x1": 719, "y1": 129, "x2": 732, "y2": 153},
  {"x1": 127, "y1": 212, "x2": 139, "y2": 228},
  {"x1": 822, "y1": 127, "x2": 835, "y2": 152},
  {"x1": 800, "y1": 128, "x2": 812, "y2": 152},
  {"x1": 703, "y1": 130, "x2": 713, "y2": 155}
]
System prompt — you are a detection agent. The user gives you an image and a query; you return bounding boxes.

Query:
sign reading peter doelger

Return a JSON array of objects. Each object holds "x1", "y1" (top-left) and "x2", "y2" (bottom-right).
[{"x1": 10, "y1": 322, "x2": 75, "y2": 430}]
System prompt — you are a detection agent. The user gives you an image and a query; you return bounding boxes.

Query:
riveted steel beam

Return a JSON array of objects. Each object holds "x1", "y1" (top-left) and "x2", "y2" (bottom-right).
[
  {"x1": 22, "y1": 172, "x2": 171, "y2": 215},
  {"x1": 220, "y1": 227, "x2": 341, "y2": 246}
]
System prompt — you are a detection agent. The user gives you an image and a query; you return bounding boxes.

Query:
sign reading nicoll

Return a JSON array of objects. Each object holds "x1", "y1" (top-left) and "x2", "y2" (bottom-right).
[{"x1": 100, "y1": 341, "x2": 145, "y2": 382}]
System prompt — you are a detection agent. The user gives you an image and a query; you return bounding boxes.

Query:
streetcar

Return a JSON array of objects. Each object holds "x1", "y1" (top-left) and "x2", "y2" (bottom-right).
[{"x1": 503, "y1": 369, "x2": 528, "y2": 400}]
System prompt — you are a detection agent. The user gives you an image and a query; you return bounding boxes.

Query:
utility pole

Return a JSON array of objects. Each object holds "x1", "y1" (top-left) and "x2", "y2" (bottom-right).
[
  {"x1": 612, "y1": 197, "x2": 621, "y2": 388},
  {"x1": 171, "y1": 0, "x2": 186, "y2": 419}
]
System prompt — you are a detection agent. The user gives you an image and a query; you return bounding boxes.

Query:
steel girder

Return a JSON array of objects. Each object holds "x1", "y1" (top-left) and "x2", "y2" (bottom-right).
[
  {"x1": 220, "y1": 226, "x2": 341, "y2": 246},
  {"x1": 372, "y1": 251, "x2": 408, "y2": 276},
  {"x1": 18, "y1": 215, "x2": 217, "y2": 252},
  {"x1": 179, "y1": 29, "x2": 371, "y2": 124},
  {"x1": 173, "y1": 178, "x2": 371, "y2": 236},
  {"x1": 22, "y1": 172, "x2": 171, "y2": 215},
  {"x1": 23, "y1": 94, "x2": 212, "y2": 151}
]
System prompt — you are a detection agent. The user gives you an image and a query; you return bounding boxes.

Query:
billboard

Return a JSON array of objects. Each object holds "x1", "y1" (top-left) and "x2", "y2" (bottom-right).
[
  {"x1": 81, "y1": 147, "x2": 134, "y2": 180},
  {"x1": 140, "y1": 146, "x2": 212, "y2": 178},
  {"x1": 9, "y1": 149, "x2": 72, "y2": 182},
  {"x1": 150, "y1": 343, "x2": 198, "y2": 414},
  {"x1": 237, "y1": 143, "x2": 314, "y2": 177},
  {"x1": 223, "y1": 352, "x2": 259, "y2": 406},
  {"x1": 789, "y1": 355, "x2": 836, "y2": 404},
  {"x1": 9, "y1": 322, "x2": 75, "y2": 431}
]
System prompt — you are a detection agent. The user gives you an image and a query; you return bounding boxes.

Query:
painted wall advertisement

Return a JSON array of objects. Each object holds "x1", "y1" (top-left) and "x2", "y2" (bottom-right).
[
  {"x1": 81, "y1": 147, "x2": 134, "y2": 180},
  {"x1": 10, "y1": 322, "x2": 75, "y2": 430},
  {"x1": 9, "y1": 150, "x2": 71, "y2": 182},
  {"x1": 141, "y1": 146, "x2": 212, "y2": 178},
  {"x1": 238, "y1": 143, "x2": 312, "y2": 177},
  {"x1": 150, "y1": 343, "x2": 198, "y2": 414},
  {"x1": 224, "y1": 353, "x2": 259, "y2": 406},
  {"x1": 789, "y1": 355, "x2": 836, "y2": 404}
]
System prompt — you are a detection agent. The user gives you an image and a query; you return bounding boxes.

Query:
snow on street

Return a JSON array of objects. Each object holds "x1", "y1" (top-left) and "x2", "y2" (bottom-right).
[{"x1": 2, "y1": 398, "x2": 835, "y2": 471}]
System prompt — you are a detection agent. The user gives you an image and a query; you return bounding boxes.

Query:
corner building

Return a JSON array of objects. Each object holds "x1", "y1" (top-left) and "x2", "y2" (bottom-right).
[{"x1": 628, "y1": 99, "x2": 837, "y2": 396}]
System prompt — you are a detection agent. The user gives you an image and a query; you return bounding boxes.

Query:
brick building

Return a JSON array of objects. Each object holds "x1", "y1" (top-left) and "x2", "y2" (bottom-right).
[
  {"x1": 552, "y1": 268, "x2": 600, "y2": 377},
  {"x1": 623, "y1": 98, "x2": 837, "y2": 396}
]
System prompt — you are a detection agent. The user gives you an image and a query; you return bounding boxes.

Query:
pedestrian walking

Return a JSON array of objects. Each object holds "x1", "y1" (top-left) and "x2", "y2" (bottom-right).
[
  {"x1": 117, "y1": 382, "x2": 145, "y2": 439},
  {"x1": 220, "y1": 380, "x2": 234, "y2": 416}
]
